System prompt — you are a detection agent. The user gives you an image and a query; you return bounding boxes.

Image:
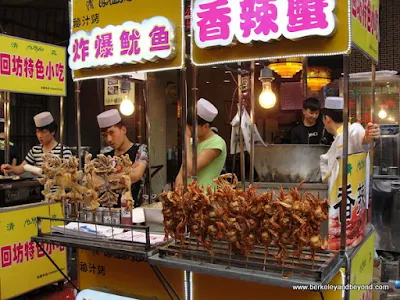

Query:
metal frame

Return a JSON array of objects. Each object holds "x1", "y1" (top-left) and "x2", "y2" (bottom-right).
[
  {"x1": 31, "y1": 217, "x2": 182, "y2": 300},
  {"x1": 157, "y1": 237, "x2": 343, "y2": 284},
  {"x1": 150, "y1": 253, "x2": 344, "y2": 289}
]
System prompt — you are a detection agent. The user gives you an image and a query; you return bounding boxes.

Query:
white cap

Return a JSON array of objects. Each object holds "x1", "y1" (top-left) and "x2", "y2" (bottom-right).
[
  {"x1": 34, "y1": 112, "x2": 54, "y2": 128},
  {"x1": 0, "y1": 118, "x2": 4, "y2": 123},
  {"x1": 97, "y1": 109, "x2": 122, "y2": 129},
  {"x1": 197, "y1": 98, "x2": 218, "y2": 122},
  {"x1": 325, "y1": 97, "x2": 344, "y2": 110}
]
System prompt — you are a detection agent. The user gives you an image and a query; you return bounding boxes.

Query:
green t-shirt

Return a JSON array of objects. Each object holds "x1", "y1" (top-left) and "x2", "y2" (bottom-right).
[{"x1": 196, "y1": 134, "x2": 227, "y2": 189}]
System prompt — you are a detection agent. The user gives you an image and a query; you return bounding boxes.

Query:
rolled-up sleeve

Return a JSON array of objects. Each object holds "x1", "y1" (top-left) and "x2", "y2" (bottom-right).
[{"x1": 136, "y1": 144, "x2": 148, "y2": 164}]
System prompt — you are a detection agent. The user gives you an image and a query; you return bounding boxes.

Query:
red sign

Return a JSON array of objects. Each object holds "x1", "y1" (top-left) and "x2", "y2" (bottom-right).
[{"x1": 280, "y1": 82, "x2": 304, "y2": 110}]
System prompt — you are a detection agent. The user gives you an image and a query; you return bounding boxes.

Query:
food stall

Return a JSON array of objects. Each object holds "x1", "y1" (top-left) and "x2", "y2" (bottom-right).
[
  {"x1": 0, "y1": 35, "x2": 67, "y2": 299},
  {"x1": 31, "y1": 0, "x2": 382, "y2": 300},
  {"x1": 147, "y1": 0, "x2": 379, "y2": 298},
  {"x1": 32, "y1": 0, "x2": 187, "y2": 299}
]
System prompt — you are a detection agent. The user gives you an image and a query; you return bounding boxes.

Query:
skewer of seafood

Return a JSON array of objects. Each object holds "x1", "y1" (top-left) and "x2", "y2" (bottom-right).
[{"x1": 159, "y1": 174, "x2": 329, "y2": 267}]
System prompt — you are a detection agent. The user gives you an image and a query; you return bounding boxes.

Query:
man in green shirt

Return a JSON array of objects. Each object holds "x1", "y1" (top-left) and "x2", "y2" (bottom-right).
[{"x1": 176, "y1": 98, "x2": 227, "y2": 190}]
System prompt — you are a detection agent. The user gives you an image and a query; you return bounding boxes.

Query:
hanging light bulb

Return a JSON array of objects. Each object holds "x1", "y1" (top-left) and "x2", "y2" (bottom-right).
[
  {"x1": 120, "y1": 96, "x2": 135, "y2": 116},
  {"x1": 119, "y1": 79, "x2": 135, "y2": 116},
  {"x1": 259, "y1": 67, "x2": 276, "y2": 109},
  {"x1": 378, "y1": 107, "x2": 387, "y2": 119},
  {"x1": 259, "y1": 81, "x2": 276, "y2": 109}
]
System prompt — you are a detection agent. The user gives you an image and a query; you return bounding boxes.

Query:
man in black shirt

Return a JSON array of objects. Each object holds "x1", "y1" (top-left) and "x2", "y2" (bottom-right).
[
  {"x1": 291, "y1": 98, "x2": 333, "y2": 145},
  {"x1": 0, "y1": 118, "x2": 18, "y2": 168},
  {"x1": 97, "y1": 109, "x2": 148, "y2": 207}
]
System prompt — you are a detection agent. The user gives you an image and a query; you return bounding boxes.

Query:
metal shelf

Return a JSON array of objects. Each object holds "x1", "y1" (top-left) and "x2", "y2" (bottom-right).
[
  {"x1": 149, "y1": 253, "x2": 344, "y2": 289},
  {"x1": 32, "y1": 233, "x2": 159, "y2": 261},
  {"x1": 31, "y1": 217, "x2": 162, "y2": 261},
  {"x1": 149, "y1": 238, "x2": 344, "y2": 289}
]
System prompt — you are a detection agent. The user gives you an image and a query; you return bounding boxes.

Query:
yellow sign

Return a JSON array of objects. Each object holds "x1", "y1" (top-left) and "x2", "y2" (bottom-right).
[
  {"x1": 70, "y1": 0, "x2": 184, "y2": 80},
  {"x1": 328, "y1": 152, "x2": 368, "y2": 251},
  {"x1": 351, "y1": 0, "x2": 380, "y2": 63},
  {"x1": 350, "y1": 231, "x2": 375, "y2": 300},
  {"x1": 193, "y1": 271, "x2": 343, "y2": 300},
  {"x1": 191, "y1": 0, "x2": 351, "y2": 66},
  {"x1": 78, "y1": 249, "x2": 185, "y2": 299},
  {"x1": 104, "y1": 78, "x2": 135, "y2": 106},
  {"x1": 0, "y1": 34, "x2": 66, "y2": 96},
  {"x1": 0, "y1": 203, "x2": 66, "y2": 299}
]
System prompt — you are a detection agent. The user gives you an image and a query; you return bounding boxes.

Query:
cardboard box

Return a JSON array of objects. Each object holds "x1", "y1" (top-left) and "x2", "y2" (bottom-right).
[{"x1": 374, "y1": 259, "x2": 382, "y2": 280}]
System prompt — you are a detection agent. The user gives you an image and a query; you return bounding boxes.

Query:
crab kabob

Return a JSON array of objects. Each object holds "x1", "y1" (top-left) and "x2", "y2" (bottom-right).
[
  {"x1": 84, "y1": 153, "x2": 134, "y2": 216},
  {"x1": 40, "y1": 153, "x2": 88, "y2": 217}
]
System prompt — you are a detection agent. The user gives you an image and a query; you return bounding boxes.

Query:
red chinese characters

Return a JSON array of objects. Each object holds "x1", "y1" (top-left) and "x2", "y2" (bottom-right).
[
  {"x1": 196, "y1": 0, "x2": 232, "y2": 44},
  {"x1": 1, "y1": 245, "x2": 12, "y2": 268},
  {"x1": 120, "y1": 30, "x2": 141, "y2": 56},
  {"x1": 55, "y1": 63, "x2": 65, "y2": 82},
  {"x1": 0, "y1": 242, "x2": 64, "y2": 268},
  {"x1": 240, "y1": 0, "x2": 279, "y2": 40},
  {"x1": 352, "y1": 0, "x2": 379, "y2": 40},
  {"x1": 12, "y1": 55, "x2": 23, "y2": 77},
  {"x1": 72, "y1": 38, "x2": 90, "y2": 63},
  {"x1": 149, "y1": 26, "x2": 171, "y2": 51},
  {"x1": 45, "y1": 61, "x2": 55, "y2": 80},
  {"x1": 12, "y1": 243, "x2": 24, "y2": 264},
  {"x1": 36, "y1": 242, "x2": 46, "y2": 258},
  {"x1": 24, "y1": 241, "x2": 35, "y2": 262},
  {"x1": 24, "y1": 57, "x2": 34, "y2": 78},
  {"x1": 0, "y1": 53, "x2": 11, "y2": 76},
  {"x1": 193, "y1": 0, "x2": 336, "y2": 47},
  {"x1": 286, "y1": 0, "x2": 329, "y2": 33},
  {"x1": 35, "y1": 59, "x2": 45, "y2": 80},
  {"x1": 68, "y1": 16, "x2": 177, "y2": 70},
  {"x1": 95, "y1": 33, "x2": 114, "y2": 59},
  {"x1": 0, "y1": 52, "x2": 64, "y2": 83}
]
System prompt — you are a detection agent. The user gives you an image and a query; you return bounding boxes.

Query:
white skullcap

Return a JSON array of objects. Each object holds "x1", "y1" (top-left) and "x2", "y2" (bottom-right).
[
  {"x1": 325, "y1": 97, "x2": 344, "y2": 110},
  {"x1": 34, "y1": 112, "x2": 54, "y2": 128},
  {"x1": 197, "y1": 98, "x2": 218, "y2": 122},
  {"x1": 97, "y1": 109, "x2": 122, "y2": 129}
]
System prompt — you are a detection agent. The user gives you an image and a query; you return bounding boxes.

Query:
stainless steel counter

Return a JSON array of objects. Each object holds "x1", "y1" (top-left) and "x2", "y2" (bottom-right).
[
  {"x1": 0, "y1": 179, "x2": 43, "y2": 207},
  {"x1": 246, "y1": 182, "x2": 329, "y2": 199}
]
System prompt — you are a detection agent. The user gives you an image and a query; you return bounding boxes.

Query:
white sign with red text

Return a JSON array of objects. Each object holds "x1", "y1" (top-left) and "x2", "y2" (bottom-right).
[
  {"x1": 192, "y1": 0, "x2": 337, "y2": 49},
  {"x1": 76, "y1": 289, "x2": 138, "y2": 300},
  {"x1": 68, "y1": 16, "x2": 177, "y2": 71}
]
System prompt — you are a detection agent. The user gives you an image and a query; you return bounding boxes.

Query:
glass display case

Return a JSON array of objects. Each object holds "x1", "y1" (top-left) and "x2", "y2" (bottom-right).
[
  {"x1": 347, "y1": 71, "x2": 400, "y2": 176},
  {"x1": 347, "y1": 71, "x2": 400, "y2": 253}
]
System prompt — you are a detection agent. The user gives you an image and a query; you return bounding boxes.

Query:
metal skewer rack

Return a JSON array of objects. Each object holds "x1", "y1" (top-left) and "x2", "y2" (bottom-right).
[
  {"x1": 31, "y1": 217, "x2": 163, "y2": 260},
  {"x1": 150, "y1": 237, "x2": 344, "y2": 288}
]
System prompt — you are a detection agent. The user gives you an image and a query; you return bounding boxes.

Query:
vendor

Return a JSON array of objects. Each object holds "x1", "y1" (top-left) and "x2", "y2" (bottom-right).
[
  {"x1": 291, "y1": 98, "x2": 333, "y2": 145},
  {"x1": 0, "y1": 118, "x2": 19, "y2": 167},
  {"x1": 320, "y1": 97, "x2": 380, "y2": 182},
  {"x1": 97, "y1": 109, "x2": 148, "y2": 207},
  {"x1": 175, "y1": 98, "x2": 227, "y2": 189},
  {"x1": 1, "y1": 111, "x2": 72, "y2": 175}
]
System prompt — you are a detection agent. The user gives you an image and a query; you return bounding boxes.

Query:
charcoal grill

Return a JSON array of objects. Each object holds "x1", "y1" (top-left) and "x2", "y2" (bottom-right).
[{"x1": 150, "y1": 237, "x2": 344, "y2": 288}]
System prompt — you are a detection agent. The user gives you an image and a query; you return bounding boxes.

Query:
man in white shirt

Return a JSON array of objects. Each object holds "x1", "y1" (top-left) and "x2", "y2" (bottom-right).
[
  {"x1": 320, "y1": 97, "x2": 380, "y2": 182},
  {"x1": 1, "y1": 111, "x2": 72, "y2": 175}
]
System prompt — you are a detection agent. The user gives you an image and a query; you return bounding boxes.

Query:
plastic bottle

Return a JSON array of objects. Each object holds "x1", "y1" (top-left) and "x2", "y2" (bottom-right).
[{"x1": 121, "y1": 199, "x2": 132, "y2": 225}]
